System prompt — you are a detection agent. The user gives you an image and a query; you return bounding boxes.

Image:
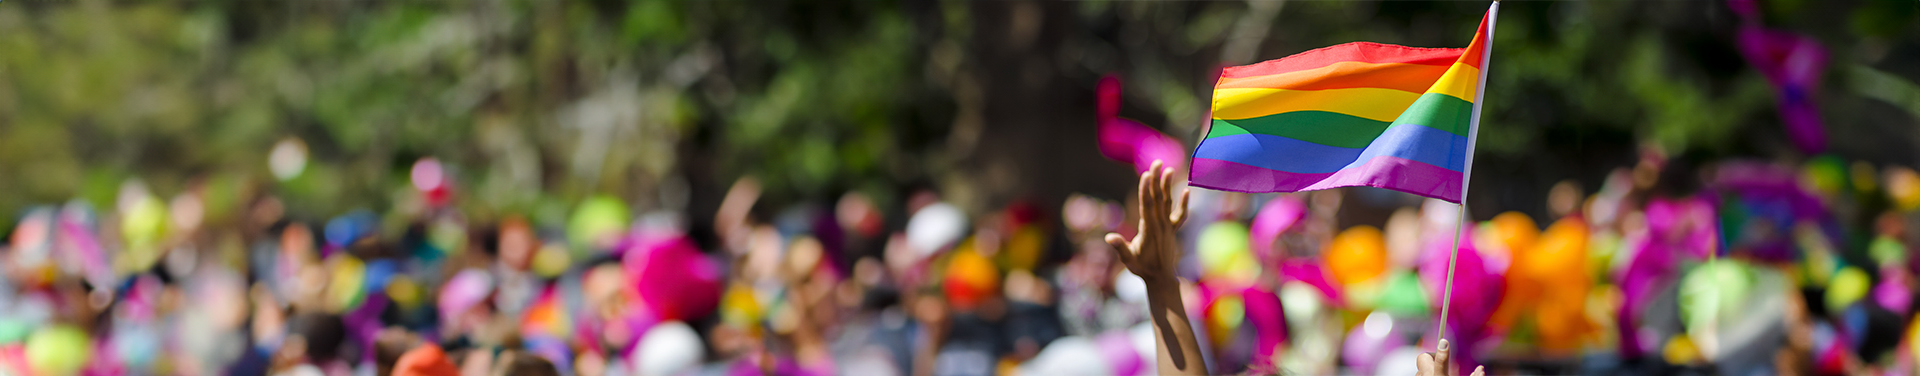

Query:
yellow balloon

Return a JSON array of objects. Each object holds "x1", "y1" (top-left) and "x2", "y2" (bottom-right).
[
  {"x1": 386, "y1": 276, "x2": 422, "y2": 308},
  {"x1": 1887, "y1": 167, "x2": 1920, "y2": 211},
  {"x1": 327, "y1": 255, "x2": 367, "y2": 313},
  {"x1": 1326, "y1": 226, "x2": 1388, "y2": 286}
]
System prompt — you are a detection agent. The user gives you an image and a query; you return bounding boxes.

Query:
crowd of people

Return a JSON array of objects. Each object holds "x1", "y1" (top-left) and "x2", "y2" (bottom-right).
[{"x1": 0, "y1": 147, "x2": 1915, "y2": 376}]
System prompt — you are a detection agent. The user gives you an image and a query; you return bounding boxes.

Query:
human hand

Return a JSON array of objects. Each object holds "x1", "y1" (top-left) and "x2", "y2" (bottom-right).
[
  {"x1": 1417, "y1": 340, "x2": 1485, "y2": 376},
  {"x1": 1105, "y1": 160, "x2": 1190, "y2": 284}
]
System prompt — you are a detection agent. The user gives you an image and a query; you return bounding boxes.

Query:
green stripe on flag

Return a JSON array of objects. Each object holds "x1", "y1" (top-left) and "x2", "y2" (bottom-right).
[{"x1": 1206, "y1": 93, "x2": 1474, "y2": 148}]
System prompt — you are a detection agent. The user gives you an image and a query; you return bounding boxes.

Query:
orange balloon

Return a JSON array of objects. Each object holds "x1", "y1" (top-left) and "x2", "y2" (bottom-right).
[
  {"x1": 943, "y1": 248, "x2": 1000, "y2": 310},
  {"x1": 1326, "y1": 226, "x2": 1388, "y2": 286},
  {"x1": 1526, "y1": 217, "x2": 1589, "y2": 288},
  {"x1": 1528, "y1": 217, "x2": 1593, "y2": 352},
  {"x1": 1485, "y1": 212, "x2": 1540, "y2": 264}
]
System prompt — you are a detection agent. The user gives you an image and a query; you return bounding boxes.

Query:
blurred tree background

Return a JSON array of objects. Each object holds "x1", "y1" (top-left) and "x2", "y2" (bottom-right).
[{"x1": 0, "y1": 0, "x2": 1914, "y2": 229}]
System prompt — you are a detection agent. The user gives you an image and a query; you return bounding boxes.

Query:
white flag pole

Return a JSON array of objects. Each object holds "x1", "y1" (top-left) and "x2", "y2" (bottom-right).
[{"x1": 1436, "y1": 0, "x2": 1498, "y2": 347}]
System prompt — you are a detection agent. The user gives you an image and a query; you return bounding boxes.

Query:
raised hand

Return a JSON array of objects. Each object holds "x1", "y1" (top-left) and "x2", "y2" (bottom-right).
[
  {"x1": 1105, "y1": 160, "x2": 1191, "y2": 283},
  {"x1": 1104, "y1": 160, "x2": 1205, "y2": 376}
]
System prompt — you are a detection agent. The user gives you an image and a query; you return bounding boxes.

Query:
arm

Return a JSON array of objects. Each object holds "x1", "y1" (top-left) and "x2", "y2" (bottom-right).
[{"x1": 1105, "y1": 160, "x2": 1207, "y2": 376}]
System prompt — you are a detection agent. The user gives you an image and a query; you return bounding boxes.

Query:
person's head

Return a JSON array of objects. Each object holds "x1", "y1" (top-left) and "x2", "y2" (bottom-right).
[
  {"x1": 490, "y1": 350, "x2": 560, "y2": 376},
  {"x1": 374, "y1": 328, "x2": 424, "y2": 376},
  {"x1": 286, "y1": 313, "x2": 346, "y2": 364}
]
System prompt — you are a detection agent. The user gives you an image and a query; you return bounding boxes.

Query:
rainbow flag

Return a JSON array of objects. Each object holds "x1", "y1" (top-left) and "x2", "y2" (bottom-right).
[{"x1": 1190, "y1": 8, "x2": 1495, "y2": 203}]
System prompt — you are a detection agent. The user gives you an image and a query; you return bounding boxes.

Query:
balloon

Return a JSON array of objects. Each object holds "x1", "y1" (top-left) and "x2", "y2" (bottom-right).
[
  {"x1": 1114, "y1": 271, "x2": 1149, "y2": 305},
  {"x1": 1662, "y1": 335, "x2": 1700, "y2": 365},
  {"x1": 906, "y1": 203, "x2": 966, "y2": 257},
  {"x1": 1826, "y1": 267, "x2": 1871, "y2": 313},
  {"x1": 1375, "y1": 272, "x2": 1429, "y2": 317},
  {"x1": 631, "y1": 321, "x2": 703, "y2": 376},
  {"x1": 1341, "y1": 312, "x2": 1402, "y2": 375},
  {"x1": 1327, "y1": 226, "x2": 1388, "y2": 286},
  {"x1": 1250, "y1": 196, "x2": 1307, "y2": 262},
  {"x1": 1874, "y1": 267, "x2": 1912, "y2": 313},
  {"x1": 1479, "y1": 212, "x2": 1539, "y2": 274},
  {"x1": 1526, "y1": 217, "x2": 1592, "y2": 351},
  {"x1": 1198, "y1": 222, "x2": 1258, "y2": 286},
  {"x1": 386, "y1": 276, "x2": 423, "y2": 308},
  {"x1": 1373, "y1": 347, "x2": 1423, "y2": 376},
  {"x1": 327, "y1": 255, "x2": 368, "y2": 312},
  {"x1": 120, "y1": 195, "x2": 168, "y2": 270},
  {"x1": 113, "y1": 324, "x2": 160, "y2": 370},
  {"x1": 1000, "y1": 225, "x2": 1045, "y2": 272},
  {"x1": 1096, "y1": 333, "x2": 1144, "y2": 376},
  {"x1": 625, "y1": 237, "x2": 723, "y2": 321},
  {"x1": 719, "y1": 283, "x2": 763, "y2": 328},
  {"x1": 569, "y1": 196, "x2": 631, "y2": 254},
  {"x1": 1019, "y1": 336, "x2": 1115, "y2": 376},
  {"x1": 1869, "y1": 236, "x2": 1906, "y2": 267},
  {"x1": 269, "y1": 138, "x2": 309, "y2": 181},
  {"x1": 532, "y1": 243, "x2": 572, "y2": 278},
  {"x1": 1206, "y1": 294, "x2": 1245, "y2": 348},
  {"x1": 1888, "y1": 167, "x2": 1920, "y2": 212},
  {"x1": 439, "y1": 269, "x2": 495, "y2": 323},
  {"x1": 24, "y1": 325, "x2": 90, "y2": 376},
  {"x1": 323, "y1": 210, "x2": 378, "y2": 249},
  {"x1": 1802, "y1": 156, "x2": 1850, "y2": 195},
  {"x1": 942, "y1": 248, "x2": 999, "y2": 310},
  {"x1": 1679, "y1": 261, "x2": 1754, "y2": 338}
]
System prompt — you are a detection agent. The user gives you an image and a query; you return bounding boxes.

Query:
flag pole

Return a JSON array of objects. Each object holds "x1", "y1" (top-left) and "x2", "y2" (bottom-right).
[{"x1": 1437, "y1": 0, "x2": 1498, "y2": 347}]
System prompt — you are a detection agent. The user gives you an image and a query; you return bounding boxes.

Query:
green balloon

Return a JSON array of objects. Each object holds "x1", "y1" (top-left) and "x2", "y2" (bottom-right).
[
  {"x1": 25, "y1": 325, "x2": 91, "y2": 376},
  {"x1": 121, "y1": 197, "x2": 168, "y2": 248},
  {"x1": 0, "y1": 319, "x2": 31, "y2": 344},
  {"x1": 1679, "y1": 261, "x2": 1754, "y2": 334},
  {"x1": 1196, "y1": 222, "x2": 1255, "y2": 282},
  {"x1": 1871, "y1": 236, "x2": 1907, "y2": 267},
  {"x1": 568, "y1": 195, "x2": 630, "y2": 254},
  {"x1": 1376, "y1": 272, "x2": 1430, "y2": 316}
]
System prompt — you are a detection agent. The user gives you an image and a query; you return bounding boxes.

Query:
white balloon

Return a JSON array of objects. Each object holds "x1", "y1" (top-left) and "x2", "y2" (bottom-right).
[
  {"x1": 1113, "y1": 271, "x2": 1148, "y2": 305},
  {"x1": 269, "y1": 138, "x2": 309, "y2": 181},
  {"x1": 1017, "y1": 336, "x2": 1113, "y2": 376},
  {"x1": 906, "y1": 203, "x2": 966, "y2": 258},
  {"x1": 1374, "y1": 347, "x2": 1424, "y2": 376},
  {"x1": 631, "y1": 321, "x2": 703, "y2": 376}
]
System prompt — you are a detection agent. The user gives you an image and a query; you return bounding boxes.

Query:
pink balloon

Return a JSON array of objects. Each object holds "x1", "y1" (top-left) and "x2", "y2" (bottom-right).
[
  {"x1": 1341, "y1": 315, "x2": 1401, "y2": 374},
  {"x1": 1418, "y1": 226, "x2": 1498, "y2": 371},
  {"x1": 624, "y1": 237, "x2": 723, "y2": 322},
  {"x1": 1250, "y1": 196, "x2": 1307, "y2": 262},
  {"x1": 1096, "y1": 332, "x2": 1144, "y2": 376},
  {"x1": 439, "y1": 270, "x2": 494, "y2": 323},
  {"x1": 1875, "y1": 266, "x2": 1912, "y2": 313}
]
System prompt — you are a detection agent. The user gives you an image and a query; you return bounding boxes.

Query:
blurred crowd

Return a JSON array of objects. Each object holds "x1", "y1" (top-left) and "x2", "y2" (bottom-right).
[{"x1": 4, "y1": 147, "x2": 1920, "y2": 376}]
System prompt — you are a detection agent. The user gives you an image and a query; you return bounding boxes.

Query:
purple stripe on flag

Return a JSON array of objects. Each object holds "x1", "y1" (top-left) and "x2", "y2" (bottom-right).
[{"x1": 1188, "y1": 156, "x2": 1464, "y2": 202}]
